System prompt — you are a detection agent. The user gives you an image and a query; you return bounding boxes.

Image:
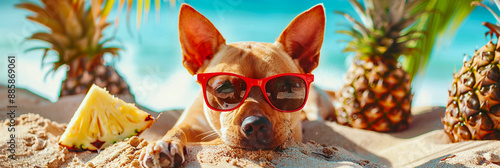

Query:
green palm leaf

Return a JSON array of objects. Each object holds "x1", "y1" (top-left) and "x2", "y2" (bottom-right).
[
  {"x1": 95, "y1": 0, "x2": 173, "y2": 30},
  {"x1": 403, "y1": 0, "x2": 476, "y2": 81}
]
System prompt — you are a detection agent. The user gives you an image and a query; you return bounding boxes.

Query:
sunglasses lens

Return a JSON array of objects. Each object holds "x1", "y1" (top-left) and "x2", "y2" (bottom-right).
[
  {"x1": 265, "y1": 76, "x2": 307, "y2": 111},
  {"x1": 205, "y1": 75, "x2": 247, "y2": 110}
]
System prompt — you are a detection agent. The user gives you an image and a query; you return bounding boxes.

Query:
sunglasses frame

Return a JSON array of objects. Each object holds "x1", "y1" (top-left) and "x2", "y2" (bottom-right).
[{"x1": 196, "y1": 72, "x2": 314, "y2": 112}]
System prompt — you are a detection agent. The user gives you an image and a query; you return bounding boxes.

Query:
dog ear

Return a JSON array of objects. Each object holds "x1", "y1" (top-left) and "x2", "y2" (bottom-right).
[
  {"x1": 278, "y1": 4, "x2": 325, "y2": 73},
  {"x1": 179, "y1": 4, "x2": 226, "y2": 75}
]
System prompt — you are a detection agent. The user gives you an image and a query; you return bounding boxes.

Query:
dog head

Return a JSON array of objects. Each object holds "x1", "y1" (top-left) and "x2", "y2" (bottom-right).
[{"x1": 179, "y1": 4, "x2": 325, "y2": 149}]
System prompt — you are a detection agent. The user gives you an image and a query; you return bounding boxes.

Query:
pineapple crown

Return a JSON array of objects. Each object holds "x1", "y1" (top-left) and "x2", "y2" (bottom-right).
[
  {"x1": 339, "y1": 0, "x2": 476, "y2": 81},
  {"x1": 472, "y1": 1, "x2": 500, "y2": 38},
  {"x1": 338, "y1": 0, "x2": 424, "y2": 61},
  {"x1": 17, "y1": 0, "x2": 120, "y2": 76}
]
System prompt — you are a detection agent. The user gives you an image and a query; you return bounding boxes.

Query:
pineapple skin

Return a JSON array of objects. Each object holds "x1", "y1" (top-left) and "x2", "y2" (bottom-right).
[
  {"x1": 59, "y1": 85, "x2": 155, "y2": 151},
  {"x1": 336, "y1": 56, "x2": 412, "y2": 132},
  {"x1": 60, "y1": 57, "x2": 130, "y2": 97},
  {"x1": 334, "y1": 0, "x2": 424, "y2": 132},
  {"x1": 443, "y1": 40, "x2": 500, "y2": 142}
]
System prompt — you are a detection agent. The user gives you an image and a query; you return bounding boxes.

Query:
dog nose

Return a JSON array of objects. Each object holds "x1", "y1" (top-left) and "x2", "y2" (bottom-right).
[{"x1": 241, "y1": 116, "x2": 272, "y2": 145}]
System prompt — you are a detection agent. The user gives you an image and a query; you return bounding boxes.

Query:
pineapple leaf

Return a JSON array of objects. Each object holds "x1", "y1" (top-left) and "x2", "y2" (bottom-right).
[
  {"x1": 471, "y1": 1, "x2": 500, "y2": 23},
  {"x1": 366, "y1": 0, "x2": 389, "y2": 28},
  {"x1": 41, "y1": 48, "x2": 50, "y2": 67},
  {"x1": 337, "y1": 39, "x2": 352, "y2": 43},
  {"x1": 15, "y1": 3, "x2": 45, "y2": 14},
  {"x1": 16, "y1": 3, "x2": 64, "y2": 33},
  {"x1": 61, "y1": 1, "x2": 84, "y2": 40},
  {"x1": 43, "y1": 68, "x2": 55, "y2": 81},
  {"x1": 336, "y1": 11, "x2": 370, "y2": 38},
  {"x1": 482, "y1": 22, "x2": 500, "y2": 38},
  {"x1": 19, "y1": 0, "x2": 124, "y2": 77},
  {"x1": 25, "y1": 47, "x2": 51, "y2": 53},
  {"x1": 98, "y1": 47, "x2": 122, "y2": 57},
  {"x1": 42, "y1": 60, "x2": 65, "y2": 81},
  {"x1": 389, "y1": 0, "x2": 405, "y2": 25},
  {"x1": 337, "y1": 29, "x2": 364, "y2": 39},
  {"x1": 366, "y1": 9, "x2": 381, "y2": 29},
  {"x1": 29, "y1": 32, "x2": 57, "y2": 45},
  {"x1": 25, "y1": 47, "x2": 54, "y2": 65},
  {"x1": 100, "y1": 37, "x2": 117, "y2": 46},
  {"x1": 101, "y1": 22, "x2": 112, "y2": 30},
  {"x1": 348, "y1": 0, "x2": 373, "y2": 29},
  {"x1": 26, "y1": 16, "x2": 63, "y2": 34},
  {"x1": 90, "y1": 0, "x2": 101, "y2": 21}
]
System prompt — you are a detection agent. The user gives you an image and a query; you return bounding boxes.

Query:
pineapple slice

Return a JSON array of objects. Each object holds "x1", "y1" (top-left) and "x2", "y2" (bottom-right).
[{"x1": 59, "y1": 84, "x2": 155, "y2": 151}]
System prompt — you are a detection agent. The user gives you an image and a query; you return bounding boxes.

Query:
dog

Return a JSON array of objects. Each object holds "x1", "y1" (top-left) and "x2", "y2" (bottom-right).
[{"x1": 140, "y1": 3, "x2": 334, "y2": 167}]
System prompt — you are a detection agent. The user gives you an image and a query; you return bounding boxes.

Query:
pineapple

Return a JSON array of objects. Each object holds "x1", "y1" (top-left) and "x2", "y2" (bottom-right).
[
  {"x1": 442, "y1": 1, "x2": 500, "y2": 142},
  {"x1": 17, "y1": 0, "x2": 130, "y2": 97},
  {"x1": 59, "y1": 84, "x2": 155, "y2": 151},
  {"x1": 334, "y1": 0, "x2": 423, "y2": 132},
  {"x1": 335, "y1": 0, "x2": 475, "y2": 132}
]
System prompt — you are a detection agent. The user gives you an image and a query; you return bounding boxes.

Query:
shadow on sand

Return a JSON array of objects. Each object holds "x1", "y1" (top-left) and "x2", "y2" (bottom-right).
[{"x1": 389, "y1": 106, "x2": 446, "y2": 139}]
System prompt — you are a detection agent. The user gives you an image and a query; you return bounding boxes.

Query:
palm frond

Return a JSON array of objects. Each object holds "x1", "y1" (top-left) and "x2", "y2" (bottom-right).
[
  {"x1": 114, "y1": 0, "x2": 125, "y2": 27},
  {"x1": 403, "y1": 0, "x2": 475, "y2": 81},
  {"x1": 136, "y1": 0, "x2": 143, "y2": 30},
  {"x1": 91, "y1": 0, "x2": 175, "y2": 30},
  {"x1": 101, "y1": 0, "x2": 116, "y2": 25},
  {"x1": 145, "y1": 0, "x2": 151, "y2": 22}
]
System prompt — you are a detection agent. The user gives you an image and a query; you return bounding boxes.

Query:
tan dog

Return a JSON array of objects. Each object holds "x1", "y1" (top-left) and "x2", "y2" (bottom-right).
[{"x1": 140, "y1": 3, "x2": 333, "y2": 167}]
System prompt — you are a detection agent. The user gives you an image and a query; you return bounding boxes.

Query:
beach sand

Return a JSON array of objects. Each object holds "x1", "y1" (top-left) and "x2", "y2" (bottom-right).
[{"x1": 0, "y1": 86, "x2": 499, "y2": 167}]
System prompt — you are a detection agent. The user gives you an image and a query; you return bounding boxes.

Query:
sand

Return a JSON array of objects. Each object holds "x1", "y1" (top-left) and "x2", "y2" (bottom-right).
[{"x1": 1, "y1": 86, "x2": 499, "y2": 167}]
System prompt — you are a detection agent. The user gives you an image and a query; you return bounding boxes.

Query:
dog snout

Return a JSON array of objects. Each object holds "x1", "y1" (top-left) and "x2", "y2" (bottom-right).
[{"x1": 241, "y1": 116, "x2": 273, "y2": 145}]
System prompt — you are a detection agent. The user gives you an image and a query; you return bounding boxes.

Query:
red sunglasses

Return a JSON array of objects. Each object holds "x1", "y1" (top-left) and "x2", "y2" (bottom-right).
[{"x1": 196, "y1": 72, "x2": 314, "y2": 112}]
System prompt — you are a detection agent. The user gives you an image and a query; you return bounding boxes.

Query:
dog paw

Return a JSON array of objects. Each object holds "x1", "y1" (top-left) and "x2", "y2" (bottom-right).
[{"x1": 139, "y1": 140, "x2": 188, "y2": 168}]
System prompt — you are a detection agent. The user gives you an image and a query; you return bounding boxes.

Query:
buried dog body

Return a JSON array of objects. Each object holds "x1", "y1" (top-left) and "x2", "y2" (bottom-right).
[{"x1": 140, "y1": 4, "x2": 334, "y2": 167}]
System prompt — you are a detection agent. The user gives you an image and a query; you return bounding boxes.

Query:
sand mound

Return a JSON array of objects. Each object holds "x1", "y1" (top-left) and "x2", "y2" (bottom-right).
[
  {"x1": 183, "y1": 141, "x2": 376, "y2": 168},
  {"x1": 0, "y1": 113, "x2": 72, "y2": 167},
  {"x1": 0, "y1": 114, "x2": 373, "y2": 167}
]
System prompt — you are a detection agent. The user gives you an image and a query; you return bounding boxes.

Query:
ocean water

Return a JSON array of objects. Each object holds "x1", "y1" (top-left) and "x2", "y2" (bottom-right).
[{"x1": 0, "y1": 0, "x2": 497, "y2": 112}]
